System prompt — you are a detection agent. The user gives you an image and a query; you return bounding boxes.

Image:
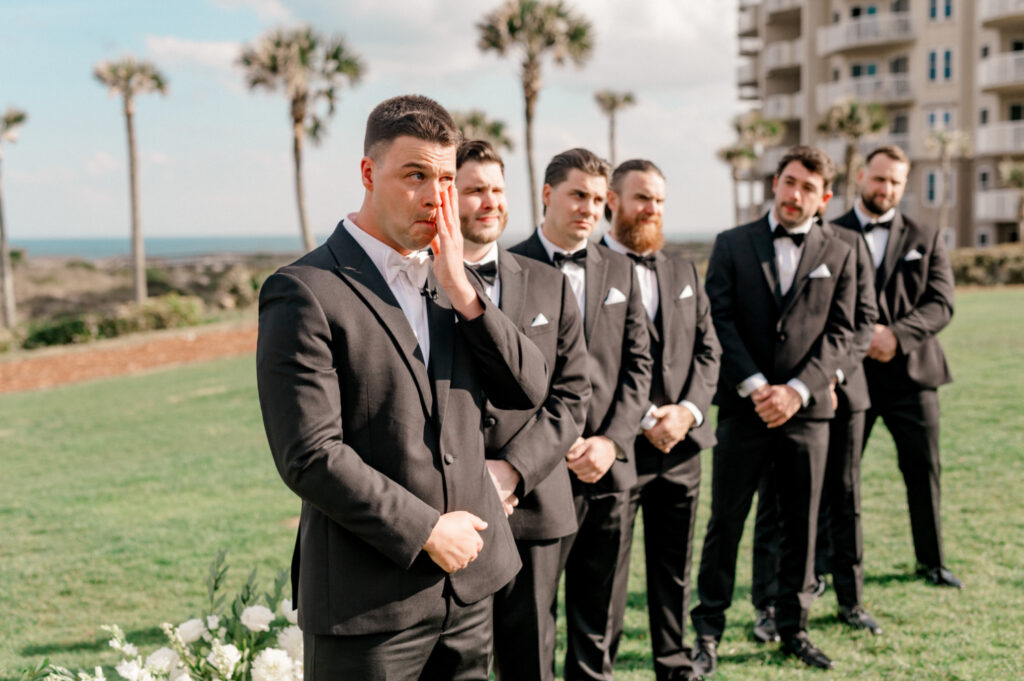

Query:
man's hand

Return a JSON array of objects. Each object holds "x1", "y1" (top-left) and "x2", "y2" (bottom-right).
[
  {"x1": 431, "y1": 184, "x2": 483, "y2": 319},
  {"x1": 866, "y1": 324, "x2": 898, "y2": 362},
  {"x1": 643, "y1": 404, "x2": 696, "y2": 454},
  {"x1": 423, "y1": 511, "x2": 488, "y2": 573},
  {"x1": 829, "y1": 382, "x2": 839, "y2": 410},
  {"x1": 752, "y1": 384, "x2": 802, "y2": 428},
  {"x1": 486, "y1": 460, "x2": 522, "y2": 516},
  {"x1": 566, "y1": 436, "x2": 618, "y2": 483}
]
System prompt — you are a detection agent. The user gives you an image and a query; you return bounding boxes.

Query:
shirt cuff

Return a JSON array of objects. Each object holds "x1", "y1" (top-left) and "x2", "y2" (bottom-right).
[
  {"x1": 737, "y1": 373, "x2": 768, "y2": 398},
  {"x1": 786, "y1": 378, "x2": 811, "y2": 407},
  {"x1": 836, "y1": 368, "x2": 846, "y2": 384},
  {"x1": 678, "y1": 400, "x2": 704, "y2": 427}
]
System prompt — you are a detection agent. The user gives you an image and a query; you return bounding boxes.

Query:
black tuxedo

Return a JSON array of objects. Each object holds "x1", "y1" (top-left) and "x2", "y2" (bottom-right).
[
  {"x1": 511, "y1": 233, "x2": 652, "y2": 681},
  {"x1": 484, "y1": 248, "x2": 590, "y2": 681},
  {"x1": 691, "y1": 215, "x2": 857, "y2": 643},
  {"x1": 752, "y1": 222, "x2": 879, "y2": 611},
  {"x1": 256, "y1": 224, "x2": 548, "y2": 678},
  {"x1": 605, "y1": 242, "x2": 721, "y2": 681},
  {"x1": 833, "y1": 208, "x2": 955, "y2": 569}
]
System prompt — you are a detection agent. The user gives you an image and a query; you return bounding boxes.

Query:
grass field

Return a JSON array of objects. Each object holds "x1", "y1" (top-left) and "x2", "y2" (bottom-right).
[{"x1": 1, "y1": 287, "x2": 1022, "y2": 680}]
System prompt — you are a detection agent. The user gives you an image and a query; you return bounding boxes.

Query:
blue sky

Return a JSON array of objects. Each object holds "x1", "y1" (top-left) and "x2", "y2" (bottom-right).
[{"x1": 1, "y1": 0, "x2": 742, "y2": 246}]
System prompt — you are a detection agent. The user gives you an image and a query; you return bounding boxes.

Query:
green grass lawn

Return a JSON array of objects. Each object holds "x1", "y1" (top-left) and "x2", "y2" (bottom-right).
[{"x1": 1, "y1": 287, "x2": 1022, "y2": 680}]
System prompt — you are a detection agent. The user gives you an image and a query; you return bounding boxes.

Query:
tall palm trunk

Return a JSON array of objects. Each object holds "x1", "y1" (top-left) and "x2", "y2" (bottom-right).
[
  {"x1": 523, "y1": 59, "x2": 541, "y2": 227},
  {"x1": 843, "y1": 140, "x2": 858, "y2": 210},
  {"x1": 0, "y1": 154, "x2": 16, "y2": 328},
  {"x1": 608, "y1": 110, "x2": 616, "y2": 166},
  {"x1": 731, "y1": 167, "x2": 742, "y2": 226},
  {"x1": 124, "y1": 96, "x2": 147, "y2": 304},
  {"x1": 938, "y1": 151, "x2": 951, "y2": 236},
  {"x1": 292, "y1": 117, "x2": 314, "y2": 252}
]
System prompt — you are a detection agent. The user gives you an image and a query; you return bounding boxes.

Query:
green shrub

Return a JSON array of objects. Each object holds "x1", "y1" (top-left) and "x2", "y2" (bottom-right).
[
  {"x1": 23, "y1": 316, "x2": 95, "y2": 349},
  {"x1": 950, "y1": 244, "x2": 1024, "y2": 285},
  {"x1": 140, "y1": 292, "x2": 205, "y2": 329}
]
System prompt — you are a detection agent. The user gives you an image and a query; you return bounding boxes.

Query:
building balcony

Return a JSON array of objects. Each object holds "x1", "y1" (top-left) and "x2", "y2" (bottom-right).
[
  {"x1": 978, "y1": 52, "x2": 1024, "y2": 93},
  {"x1": 739, "y1": 4, "x2": 760, "y2": 36},
  {"x1": 739, "y1": 37, "x2": 763, "y2": 56},
  {"x1": 976, "y1": 120, "x2": 1024, "y2": 155},
  {"x1": 763, "y1": 91, "x2": 804, "y2": 120},
  {"x1": 975, "y1": 189, "x2": 1020, "y2": 221},
  {"x1": 763, "y1": 38, "x2": 804, "y2": 74},
  {"x1": 980, "y1": 0, "x2": 1024, "y2": 29},
  {"x1": 737, "y1": 59, "x2": 758, "y2": 86},
  {"x1": 816, "y1": 75, "x2": 914, "y2": 110},
  {"x1": 817, "y1": 13, "x2": 914, "y2": 56},
  {"x1": 764, "y1": 0, "x2": 801, "y2": 19},
  {"x1": 820, "y1": 134, "x2": 911, "y2": 168}
]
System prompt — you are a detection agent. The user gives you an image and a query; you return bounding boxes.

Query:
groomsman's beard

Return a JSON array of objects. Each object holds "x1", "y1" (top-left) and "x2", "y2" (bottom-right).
[
  {"x1": 861, "y1": 192, "x2": 898, "y2": 216},
  {"x1": 613, "y1": 213, "x2": 665, "y2": 254},
  {"x1": 461, "y1": 212, "x2": 508, "y2": 246}
]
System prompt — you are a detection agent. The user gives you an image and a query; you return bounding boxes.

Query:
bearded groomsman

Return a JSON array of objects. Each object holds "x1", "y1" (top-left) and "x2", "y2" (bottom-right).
[
  {"x1": 598, "y1": 160, "x2": 720, "y2": 681},
  {"x1": 456, "y1": 139, "x2": 591, "y2": 681},
  {"x1": 690, "y1": 146, "x2": 857, "y2": 674},
  {"x1": 831, "y1": 145, "x2": 961, "y2": 589},
  {"x1": 511, "y1": 148, "x2": 652, "y2": 681}
]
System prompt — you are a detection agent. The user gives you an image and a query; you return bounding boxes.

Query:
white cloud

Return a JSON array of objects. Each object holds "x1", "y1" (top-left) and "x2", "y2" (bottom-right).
[
  {"x1": 145, "y1": 36, "x2": 241, "y2": 72},
  {"x1": 87, "y1": 151, "x2": 119, "y2": 176},
  {"x1": 146, "y1": 151, "x2": 173, "y2": 166},
  {"x1": 212, "y1": 0, "x2": 294, "y2": 23}
]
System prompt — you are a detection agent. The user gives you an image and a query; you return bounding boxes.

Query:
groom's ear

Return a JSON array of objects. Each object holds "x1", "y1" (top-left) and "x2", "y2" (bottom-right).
[{"x1": 360, "y1": 156, "x2": 375, "y2": 192}]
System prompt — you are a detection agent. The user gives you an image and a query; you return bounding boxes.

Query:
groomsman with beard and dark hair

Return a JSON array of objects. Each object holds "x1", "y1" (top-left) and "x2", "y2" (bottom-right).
[
  {"x1": 599, "y1": 159, "x2": 721, "y2": 681},
  {"x1": 750, "y1": 169, "x2": 882, "y2": 639},
  {"x1": 689, "y1": 146, "x2": 857, "y2": 674},
  {"x1": 455, "y1": 139, "x2": 591, "y2": 681},
  {"x1": 829, "y1": 145, "x2": 962, "y2": 590},
  {"x1": 511, "y1": 147, "x2": 653, "y2": 681}
]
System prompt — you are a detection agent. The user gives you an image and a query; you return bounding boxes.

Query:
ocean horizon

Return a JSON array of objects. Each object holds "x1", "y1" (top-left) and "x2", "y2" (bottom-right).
[{"x1": 12, "y1": 232, "x2": 719, "y2": 260}]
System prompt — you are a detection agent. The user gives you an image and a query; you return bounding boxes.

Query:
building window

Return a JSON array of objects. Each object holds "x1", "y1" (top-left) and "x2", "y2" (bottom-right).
[
  {"x1": 924, "y1": 170, "x2": 957, "y2": 207},
  {"x1": 945, "y1": 0, "x2": 952, "y2": 18},
  {"x1": 851, "y1": 5, "x2": 862, "y2": 17},
  {"x1": 833, "y1": 68, "x2": 841, "y2": 82},
  {"x1": 929, "y1": 0, "x2": 937, "y2": 19},
  {"x1": 892, "y1": 0, "x2": 909, "y2": 11},
  {"x1": 929, "y1": 51, "x2": 937, "y2": 80},
  {"x1": 979, "y1": 169, "x2": 991, "y2": 190},
  {"x1": 981, "y1": 108, "x2": 989, "y2": 125},
  {"x1": 1013, "y1": 39, "x2": 1024, "y2": 52},
  {"x1": 982, "y1": 45, "x2": 990, "y2": 59},
  {"x1": 944, "y1": 49, "x2": 953, "y2": 80},
  {"x1": 1010, "y1": 103, "x2": 1024, "y2": 121},
  {"x1": 891, "y1": 113, "x2": 909, "y2": 135},
  {"x1": 979, "y1": 232, "x2": 989, "y2": 246},
  {"x1": 890, "y1": 56, "x2": 909, "y2": 74},
  {"x1": 851, "y1": 63, "x2": 877, "y2": 78},
  {"x1": 926, "y1": 106, "x2": 956, "y2": 130}
]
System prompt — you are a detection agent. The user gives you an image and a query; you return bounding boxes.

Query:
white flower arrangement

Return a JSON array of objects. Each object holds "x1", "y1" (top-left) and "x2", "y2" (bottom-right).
[{"x1": 24, "y1": 551, "x2": 301, "y2": 681}]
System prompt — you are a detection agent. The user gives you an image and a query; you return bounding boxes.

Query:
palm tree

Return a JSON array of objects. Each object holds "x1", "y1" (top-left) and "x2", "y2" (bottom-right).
[
  {"x1": 0, "y1": 107, "x2": 27, "y2": 328},
  {"x1": 94, "y1": 57, "x2": 167, "y2": 305},
  {"x1": 240, "y1": 27, "x2": 364, "y2": 252},
  {"x1": 478, "y1": 0, "x2": 593, "y2": 226},
  {"x1": 733, "y1": 111, "x2": 783, "y2": 217},
  {"x1": 926, "y1": 128, "x2": 970, "y2": 238},
  {"x1": 818, "y1": 99, "x2": 888, "y2": 208},
  {"x1": 717, "y1": 143, "x2": 757, "y2": 225},
  {"x1": 452, "y1": 110, "x2": 515, "y2": 151},
  {"x1": 998, "y1": 158, "x2": 1024, "y2": 244},
  {"x1": 594, "y1": 90, "x2": 635, "y2": 166}
]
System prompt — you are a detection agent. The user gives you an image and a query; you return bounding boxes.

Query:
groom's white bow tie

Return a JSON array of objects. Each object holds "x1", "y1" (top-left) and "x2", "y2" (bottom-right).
[{"x1": 385, "y1": 249, "x2": 432, "y2": 289}]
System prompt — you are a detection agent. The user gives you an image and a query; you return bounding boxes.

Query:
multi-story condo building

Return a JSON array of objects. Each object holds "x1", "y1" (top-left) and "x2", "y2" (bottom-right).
[{"x1": 738, "y1": 0, "x2": 1024, "y2": 248}]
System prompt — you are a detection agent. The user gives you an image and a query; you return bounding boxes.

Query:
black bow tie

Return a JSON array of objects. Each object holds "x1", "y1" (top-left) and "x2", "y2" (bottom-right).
[
  {"x1": 552, "y1": 249, "x2": 587, "y2": 268},
  {"x1": 468, "y1": 261, "x2": 498, "y2": 286},
  {"x1": 627, "y1": 252, "x2": 657, "y2": 270},
  {"x1": 862, "y1": 220, "x2": 893, "y2": 233},
  {"x1": 772, "y1": 225, "x2": 805, "y2": 247}
]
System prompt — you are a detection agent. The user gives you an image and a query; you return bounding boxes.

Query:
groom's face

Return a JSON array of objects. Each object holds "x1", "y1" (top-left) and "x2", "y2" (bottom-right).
[{"x1": 364, "y1": 135, "x2": 458, "y2": 254}]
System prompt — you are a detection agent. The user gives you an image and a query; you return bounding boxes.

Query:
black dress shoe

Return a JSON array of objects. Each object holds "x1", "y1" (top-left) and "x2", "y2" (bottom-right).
[
  {"x1": 838, "y1": 605, "x2": 883, "y2": 635},
  {"x1": 781, "y1": 634, "x2": 834, "y2": 670},
  {"x1": 692, "y1": 637, "x2": 717, "y2": 677},
  {"x1": 753, "y1": 606, "x2": 780, "y2": 643},
  {"x1": 668, "y1": 667, "x2": 703, "y2": 681},
  {"x1": 917, "y1": 565, "x2": 964, "y2": 589},
  {"x1": 812, "y1": 573, "x2": 828, "y2": 599}
]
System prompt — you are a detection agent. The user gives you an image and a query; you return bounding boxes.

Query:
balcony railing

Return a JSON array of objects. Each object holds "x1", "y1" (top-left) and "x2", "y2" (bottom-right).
[
  {"x1": 817, "y1": 13, "x2": 914, "y2": 55},
  {"x1": 737, "y1": 60, "x2": 758, "y2": 85},
  {"x1": 976, "y1": 120, "x2": 1024, "y2": 154},
  {"x1": 763, "y1": 91, "x2": 804, "y2": 120},
  {"x1": 980, "y1": 0, "x2": 1024, "y2": 27},
  {"x1": 739, "y1": 37, "x2": 763, "y2": 55},
  {"x1": 819, "y1": 134, "x2": 911, "y2": 167},
  {"x1": 764, "y1": 0, "x2": 801, "y2": 16},
  {"x1": 739, "y1": 5, "x2": 759, "y2": 36},
  {"x1": 817, "y1": 75, "x2": 913, "y2": 110},
  {"x1": 975, "y1": 189, "x2": 1020, "y2": 221},
  {"x1": 978, "y1": 52, "x2": 1024, "y2": 92},
  {"x1": 763, "y1": 38, "x2": 804, "y2": 72}
]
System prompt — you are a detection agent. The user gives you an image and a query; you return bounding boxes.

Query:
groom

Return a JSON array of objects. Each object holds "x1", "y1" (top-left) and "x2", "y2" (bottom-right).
[{"x1": 256, "y1": 95, "x2": 548, "y2": 681}]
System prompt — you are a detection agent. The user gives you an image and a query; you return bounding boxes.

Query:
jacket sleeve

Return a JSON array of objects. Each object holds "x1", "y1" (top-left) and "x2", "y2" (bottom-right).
[
  {"x1": 890, "y1": 229, "x2": 955, "y2": 354},
  {"x1": 705, "y1": 233, "x2": 762, "y2": 391},
  {"x1": 677, "y1": 261, "x2": 721, "y2": 416},
  {"x1": 496, "y1": 275, "x2": 591, "y2": 496},
  {"x1": 256, "y1": 271, "x2": 439, "y2": 571},
  {"x1": 839, "y1": 235, "x2": 880, "y2": 375}
]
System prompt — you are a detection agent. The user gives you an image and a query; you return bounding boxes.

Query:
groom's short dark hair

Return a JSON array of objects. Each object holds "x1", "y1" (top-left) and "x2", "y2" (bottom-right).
[{"x1": 364, "y1": 95, "x2": 462, "y2": 159}]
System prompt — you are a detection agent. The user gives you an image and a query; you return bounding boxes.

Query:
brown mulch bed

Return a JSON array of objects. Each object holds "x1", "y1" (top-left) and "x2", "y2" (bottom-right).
[{"x1": 0, "y1": 322, "x2": 257, "y2": 395}]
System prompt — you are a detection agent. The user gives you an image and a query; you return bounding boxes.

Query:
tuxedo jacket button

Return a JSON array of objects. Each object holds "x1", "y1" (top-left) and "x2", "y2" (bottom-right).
[
  {"x1": 778, "y1": 332, "x2": 787, "y2": 342},
  {"x1": 484, "y1": 416, "x2": 497, "y2": 428},
  {"x1": 443, "y1": 453, "x2": 455, "y2": 465}
]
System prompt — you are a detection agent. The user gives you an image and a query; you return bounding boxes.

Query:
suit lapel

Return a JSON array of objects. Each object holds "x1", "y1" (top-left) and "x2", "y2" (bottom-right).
[
  {"x1": 878, "y1": 211, "x2": 908, "y2": 294},
  {"x1": 781, "y1": 222, "x2": 825, "y2": 317},
  {"x1": 497, "y1": 247, "x2": 527, "y2": 327},
  {"x1": 425, "y1": 269, "x2": 453, "y2": 428},
  {"x1": 653, "y1": 252, "x2": 674, "y2": 347},
  {"x1": 327, "y1": 225, "x2": 434, "y2": 418},
  {"x1": 584, "y1": 241, "x2": 608, "y2": 344},
  {"x1": 749, "y1": 216, "x2": 783, "y2": 309}
]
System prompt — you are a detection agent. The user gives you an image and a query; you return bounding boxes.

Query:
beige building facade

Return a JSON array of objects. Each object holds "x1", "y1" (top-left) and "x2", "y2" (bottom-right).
[{"x1": 738, "y1": 0, "x2": 1024, "y2": 247}]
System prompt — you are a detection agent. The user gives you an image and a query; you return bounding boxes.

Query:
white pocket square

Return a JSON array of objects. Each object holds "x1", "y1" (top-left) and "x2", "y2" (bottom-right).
[
  {"x1": 679, "y1": 284, "x2": 694, "y2": 299},
  {"x1": 603, "y1": 287, "x2": 627, "y2": 305},
  {"x1": 808, "y1": 264, "x2": 832, "y2": 279},
  {"x1": 530, "y1": 313, "x2": 549, "y2": 327},
  {"x1": 904, "y1": 249, "x2": 923, "y2": 261}
]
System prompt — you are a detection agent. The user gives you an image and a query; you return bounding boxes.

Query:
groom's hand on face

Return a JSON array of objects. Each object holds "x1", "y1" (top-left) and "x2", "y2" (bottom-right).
[
  {"x1": 431, "y1": 183, "x2": 484, "y2": 319},
  {"x1": 423, "y1": 511, "x2": 488, "y2": 573}
]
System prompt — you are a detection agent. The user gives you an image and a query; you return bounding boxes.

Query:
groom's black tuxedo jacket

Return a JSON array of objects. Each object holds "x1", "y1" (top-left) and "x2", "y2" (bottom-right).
[
  {"x1": 706, "y1": 215, "x2": 857, "y2": 419},
  {"x1": 482, "y1": 247, "x2": 591, "y2": 540},
  {"x1": 256, "y1": 224, "x2": 548, "y2": 636},
  {"x1": 510, "y1": 234, "x2": 652, "y2": 493},
  {"x1": 832, "y1": 209, "x2": 954, "y2": 393}
]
